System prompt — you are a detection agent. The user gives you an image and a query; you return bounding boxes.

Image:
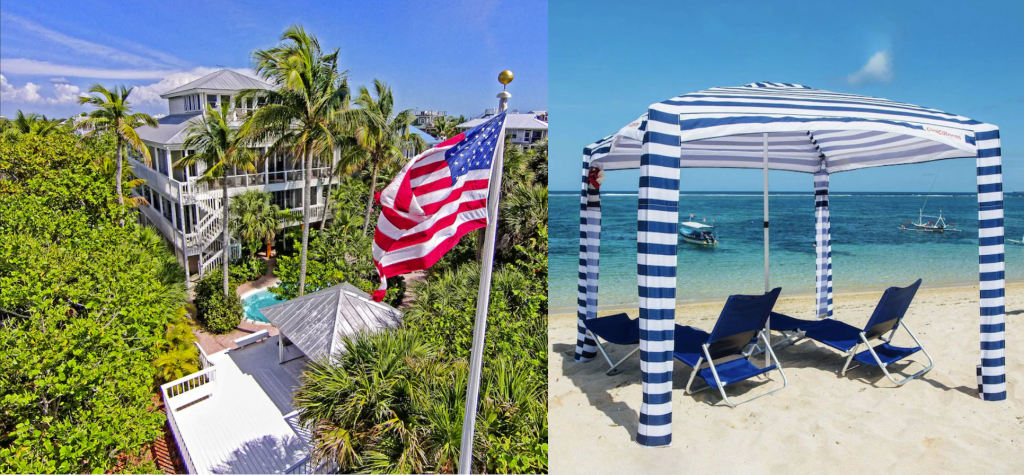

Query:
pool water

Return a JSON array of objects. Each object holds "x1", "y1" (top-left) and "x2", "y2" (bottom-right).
[{"x1": 243, "y1": 289, "x2": 283, "y2": 323}]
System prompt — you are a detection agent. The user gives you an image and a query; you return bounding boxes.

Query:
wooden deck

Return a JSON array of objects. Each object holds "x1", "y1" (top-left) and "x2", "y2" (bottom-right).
[{"x1": 169, "y1": 336, "x2": 310, "y2": 473}]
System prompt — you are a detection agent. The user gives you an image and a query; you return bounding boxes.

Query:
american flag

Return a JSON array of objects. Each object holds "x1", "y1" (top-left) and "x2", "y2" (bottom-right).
[{"x1": 371, "y1": 111, "x2": 507, "y2": 300}]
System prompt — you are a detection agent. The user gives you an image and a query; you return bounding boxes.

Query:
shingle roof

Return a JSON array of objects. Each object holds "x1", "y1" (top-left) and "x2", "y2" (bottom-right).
[
  {"x1": 458, "y1": 113, "x2": 547, "y2": 130},
  {"x1": 136, "y1": 113, "x2": 203, "y2": 145},
  {"x1": 160, "y1": 69, "x2": 274, "y2": 98},
  {"x1": 257, "y1": 283, "x2": 403, "y2": 361}
]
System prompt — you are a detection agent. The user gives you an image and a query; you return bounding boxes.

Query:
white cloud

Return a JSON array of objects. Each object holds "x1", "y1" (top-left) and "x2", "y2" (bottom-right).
[
  {"x1": 0, "y1": 58, "x2": 176, "y2": 79},
  {"x1": 49, "y1": 77, "x2": 69, "y2": 83},
  {"x1": 50, "y1": 83, "x2": 83, "y2": 104},
  {"x1": 0, "y1": 74, "x2": 42, "y2": 102},
  {"x1": 129, "y1": 67, "x2": 261, "y2": 104},
  {"x1": 2, "y1": 74, "x2": 86, "y2": 104},
  {"x1": 847, "y1": 50, "x2": 893, "y2": 86},
  {"x1": 3, "y1": 12, "x2": 189, "y2": 69}
]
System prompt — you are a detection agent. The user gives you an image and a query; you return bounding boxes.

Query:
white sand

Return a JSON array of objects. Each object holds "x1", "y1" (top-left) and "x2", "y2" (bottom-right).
[{"x1": 549, "y1": 283, "x2": 1023, "y2": 474}]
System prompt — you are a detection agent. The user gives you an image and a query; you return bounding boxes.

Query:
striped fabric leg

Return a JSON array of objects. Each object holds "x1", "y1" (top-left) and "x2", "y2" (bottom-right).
[
  {"x1": 636, "y1": 107, "x2": 680, "y2": 447},
  {"x1": 814, "y1": 170, "x2": 833, "y2": 319},
  {"x1": 575, "y1": 153, "x2": 600, "y2": 362},
  {"x1": 975, "y1": 125, "x2": 1006, "y2": 401}
]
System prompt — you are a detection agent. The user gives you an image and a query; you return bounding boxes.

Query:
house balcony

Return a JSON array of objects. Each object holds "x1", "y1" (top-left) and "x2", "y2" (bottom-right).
[{"x1": 160, "y1": 337, "x2": 326, "y2": 473}]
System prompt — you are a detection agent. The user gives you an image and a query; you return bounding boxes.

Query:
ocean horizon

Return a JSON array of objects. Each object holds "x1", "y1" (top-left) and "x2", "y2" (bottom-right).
[{"x1": 548, "y1": 191, "x2": 1024, "y2": 314}]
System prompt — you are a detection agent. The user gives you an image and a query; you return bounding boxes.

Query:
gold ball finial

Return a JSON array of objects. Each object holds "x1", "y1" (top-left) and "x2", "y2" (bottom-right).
[{"x1": 498, "y1": 70, "x2": 514, "y2": 85}]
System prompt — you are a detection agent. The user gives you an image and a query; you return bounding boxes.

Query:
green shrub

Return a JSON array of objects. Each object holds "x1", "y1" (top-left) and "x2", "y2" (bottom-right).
[
  {"x1": 194, "y1": 273, "x2": 244, "y2": 334},
  {"x1": 229, "y1": 256, "x2": 267, "y2": 283}
]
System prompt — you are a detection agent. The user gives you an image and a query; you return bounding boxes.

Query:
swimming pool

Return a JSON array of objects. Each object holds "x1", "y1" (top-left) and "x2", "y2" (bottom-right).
[{"x1": 242, "y1": 289, "x2": 283, "y2": 323}]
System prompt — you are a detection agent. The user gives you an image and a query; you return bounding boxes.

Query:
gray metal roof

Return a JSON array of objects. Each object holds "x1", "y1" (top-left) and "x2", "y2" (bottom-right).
[
  {"x1": 136, "y1": 113, "x2": 203, "y2": 145},
  {"x1": 161, "y1": 69, "x2": 274, "y2": 98},
  {"x1": 458, "y1": 113, "x2": 548, "y2": 130},
  {"x1": 257, "y1": 283, "x2": 403, "y2": 361}
]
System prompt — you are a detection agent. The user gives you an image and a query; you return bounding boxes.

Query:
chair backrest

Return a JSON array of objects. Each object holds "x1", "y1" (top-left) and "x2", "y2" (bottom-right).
[
  {"x1": 705, "y1": 287, "x2": 782, "y2": 360},
  {"x1": 863, "y1": 279, "x2": 922, "y2": 340}
]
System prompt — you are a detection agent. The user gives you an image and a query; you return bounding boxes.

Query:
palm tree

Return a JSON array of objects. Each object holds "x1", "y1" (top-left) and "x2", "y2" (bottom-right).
[
  {"x1": 76, "y1": 85, "x2": 158, "y2": 208},
  {"x1": 10, "y1": 110, "x2": 61, "y2": 136},
  {"x1": 240, "y1": 24, "x2": 349, "y2": 297},
  {"x1": 320, "y1": 135, "x2": 367, "y2": 228},
  {"x1": 431, "y1": 115, "x2": 459, "y2": 141},
  {"x1": 177, "y1": 102, "x2": 260, "y2": 297},
  {"x1": 230, "y1": 190, "x2": 286, "y2": 258},
  {"x1": 342, "y1": 79, "x2": 418, "y2": 235}
]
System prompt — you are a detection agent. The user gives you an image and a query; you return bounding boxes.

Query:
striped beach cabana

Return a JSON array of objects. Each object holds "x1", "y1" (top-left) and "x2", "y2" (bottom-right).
[{"x1": 575, "y1": 82, "x2": 1006, "y2": 447}]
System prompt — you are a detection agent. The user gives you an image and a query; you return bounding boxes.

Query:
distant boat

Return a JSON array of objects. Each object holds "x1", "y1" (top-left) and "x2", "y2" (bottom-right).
[
  {"x1": 1010, "y1": 235, "x2": 1023, "y2": 245},
  {"x1": 679, "y1": 218, "x2": 718, "y2": 246},
  {"x1": 899, "y1": 176, "x2": 961, "y2": 233},
  {"x1": 900, "y1": 207, "x2": 960, "y2": 233}
]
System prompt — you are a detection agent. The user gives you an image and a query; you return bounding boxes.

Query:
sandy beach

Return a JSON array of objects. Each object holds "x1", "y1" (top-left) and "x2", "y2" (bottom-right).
[{"x1": 549, "y1": 283, "x2": 1023, "y2": 474}]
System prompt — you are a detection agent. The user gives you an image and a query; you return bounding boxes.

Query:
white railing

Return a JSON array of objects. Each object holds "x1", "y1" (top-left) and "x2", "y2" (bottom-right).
[
  {"x1": 161, "y1": 366, "x2": 218, "y2": 475},
  {"x1": 283, "y1": 204, "x2": 326, "y2": 226},
  {"x1": 194, "y1": 341, "x2": 211, "y2": 369},
  {"x1": 201, "y1": 249, "x2": 225, "y2": 277}
]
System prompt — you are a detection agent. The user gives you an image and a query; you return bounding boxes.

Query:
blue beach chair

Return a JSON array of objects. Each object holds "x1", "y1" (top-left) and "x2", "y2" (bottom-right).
[
  {"x1": 673, "y1": 288, "x2": 788, "y2": 407},
  {"x1": 584, "y1": 313, "x2": 640, "y2": 375},
  {"x1": 770, "y1": 279, "x2": 933, "y2": 386}
]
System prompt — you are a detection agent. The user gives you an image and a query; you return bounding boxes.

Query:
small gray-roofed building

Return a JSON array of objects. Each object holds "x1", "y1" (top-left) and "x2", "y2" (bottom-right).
[
  {"x1": 258, "y1": 283, "x2": 403, "y2": 363},
  {"x1": 160, "y1": 69, "x2": 274, "y2": 98}
]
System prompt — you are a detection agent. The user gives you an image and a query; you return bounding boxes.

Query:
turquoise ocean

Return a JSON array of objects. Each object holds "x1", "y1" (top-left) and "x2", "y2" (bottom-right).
[{"x1": 549, "y1": 192, "x2": 1024, "y2": 314}]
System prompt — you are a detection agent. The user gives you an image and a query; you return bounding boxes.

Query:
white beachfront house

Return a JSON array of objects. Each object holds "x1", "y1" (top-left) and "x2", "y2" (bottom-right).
[
  {"x1": 128, "y1": 69, "x2": 435, "y2": 281},
  {"x1": 457, "y1": 109, "x2": 548, "y2": 149},
  {"x1": 162, "y1": 283, "x2": 402, "y2": 473}
]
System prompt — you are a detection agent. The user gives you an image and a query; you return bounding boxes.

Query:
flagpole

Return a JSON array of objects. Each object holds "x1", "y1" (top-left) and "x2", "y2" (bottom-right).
[{"x1": 458, "y1": 70, "x2": 513, "y2": 474}]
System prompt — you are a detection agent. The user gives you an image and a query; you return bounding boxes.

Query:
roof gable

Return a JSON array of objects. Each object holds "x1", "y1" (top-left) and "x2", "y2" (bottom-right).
[{"x1": 257, "y1": 284, "x2": 402, "y2": 361}]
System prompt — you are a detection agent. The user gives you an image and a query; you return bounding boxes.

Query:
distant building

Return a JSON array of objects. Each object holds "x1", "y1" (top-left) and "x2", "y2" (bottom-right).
[
  {"x1": 412, "y1": 110, "x2": 447, "y2": 131},
  {"x1": 531, "y1": 110, "x2": 548, "y2": 122},
  {"x1": 457, "y1": 110, "x2": 548, "y2": 149}
]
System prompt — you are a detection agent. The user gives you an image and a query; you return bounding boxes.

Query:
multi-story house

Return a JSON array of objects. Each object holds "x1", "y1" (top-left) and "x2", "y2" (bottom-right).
[
  {"x1": 457, "y1": 109, "x2": 548, "y2": 149},
  {"x1": 412, "y1": 109, "x2": 447, "y2": 132},
  {"x1": 130, "y1": 69, "x2": 336, "y2": 282}
]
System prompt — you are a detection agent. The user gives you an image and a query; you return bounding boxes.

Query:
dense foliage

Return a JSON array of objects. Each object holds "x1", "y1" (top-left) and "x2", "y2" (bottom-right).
[
  {"x1": 194, "y1": 273, "x2": 244, "y2": 334},
  {"x1": 291, "y1": 137, "x2": 549, "y2": 473},
  {"x1": 294, "y1": 330, "x2": 546, "y2": 474},
  {"x1": 229, "y1": 255, "x2": 268, "y2": 283},
  {"x1": 0, "y1": 131, "x2": 191, "y2": 473}
]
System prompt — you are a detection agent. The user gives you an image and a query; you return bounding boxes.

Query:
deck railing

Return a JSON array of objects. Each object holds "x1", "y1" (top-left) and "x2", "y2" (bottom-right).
[
  {"x1": 161, "y1": 366, "x2": 217, "y2": 474},
  {"x1": 194, "y1": 341, "x2": 211, "y2": 369}
]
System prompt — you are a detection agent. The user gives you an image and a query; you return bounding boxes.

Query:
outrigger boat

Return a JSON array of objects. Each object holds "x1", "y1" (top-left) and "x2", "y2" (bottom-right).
[
  {"x1": 1009, "y1": 234, "x2": 1023, "y2": 245},
  {"x1": 679, "y1": 217, "x2": 718, "y2": 246},
  {"x1": 900, "y1": 207, "x2": 960, "y2": 233},
  {"x1": 900, "y1": 177, "x2": 961, "y2": 233}
]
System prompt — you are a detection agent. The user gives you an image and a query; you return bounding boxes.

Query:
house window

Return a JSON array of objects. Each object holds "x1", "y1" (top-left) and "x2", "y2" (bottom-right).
[{"x1": 207, "y1": 94, "x2": 218, "y2": 108}]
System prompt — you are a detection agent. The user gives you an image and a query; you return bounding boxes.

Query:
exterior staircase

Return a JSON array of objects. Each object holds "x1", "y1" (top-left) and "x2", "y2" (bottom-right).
[{"x1": 180, "y1": 179, "x2": 240, "y2": 281}]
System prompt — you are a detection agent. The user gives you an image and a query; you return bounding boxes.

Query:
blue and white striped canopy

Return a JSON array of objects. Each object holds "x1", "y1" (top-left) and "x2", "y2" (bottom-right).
[
  {"x1": 576, "y1": 82, "x2": 1006, "y2": 448},
  {"x1": 585, "y1": 82, "x2": 990, "y2": 173}
]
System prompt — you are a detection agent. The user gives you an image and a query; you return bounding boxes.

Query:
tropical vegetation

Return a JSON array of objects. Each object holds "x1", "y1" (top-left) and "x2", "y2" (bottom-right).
[
  {"x1": 240, "y1": 25, "x2": 350, "y2": 297},
  {"x1": 75, "y1": 84, "x2": 158, "y2": 209},
  {"x1": 230, "y1": 189, "x2": 289, "y2": 258},
  {"x1": 342, "y1": 79, "x2": 425, "y2": 235},
  {"x1": 0, "y1": 129, "x2": 192, "y2": 473}
]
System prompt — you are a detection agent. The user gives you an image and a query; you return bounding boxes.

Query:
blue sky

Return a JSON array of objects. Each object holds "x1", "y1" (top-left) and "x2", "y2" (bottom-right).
[
  {"x1": 549, "y1": 0, "x2": 1024, "y2": 192},
  {"x1": 0, "y1": 0, "x2": 546, "y2": 120}
]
